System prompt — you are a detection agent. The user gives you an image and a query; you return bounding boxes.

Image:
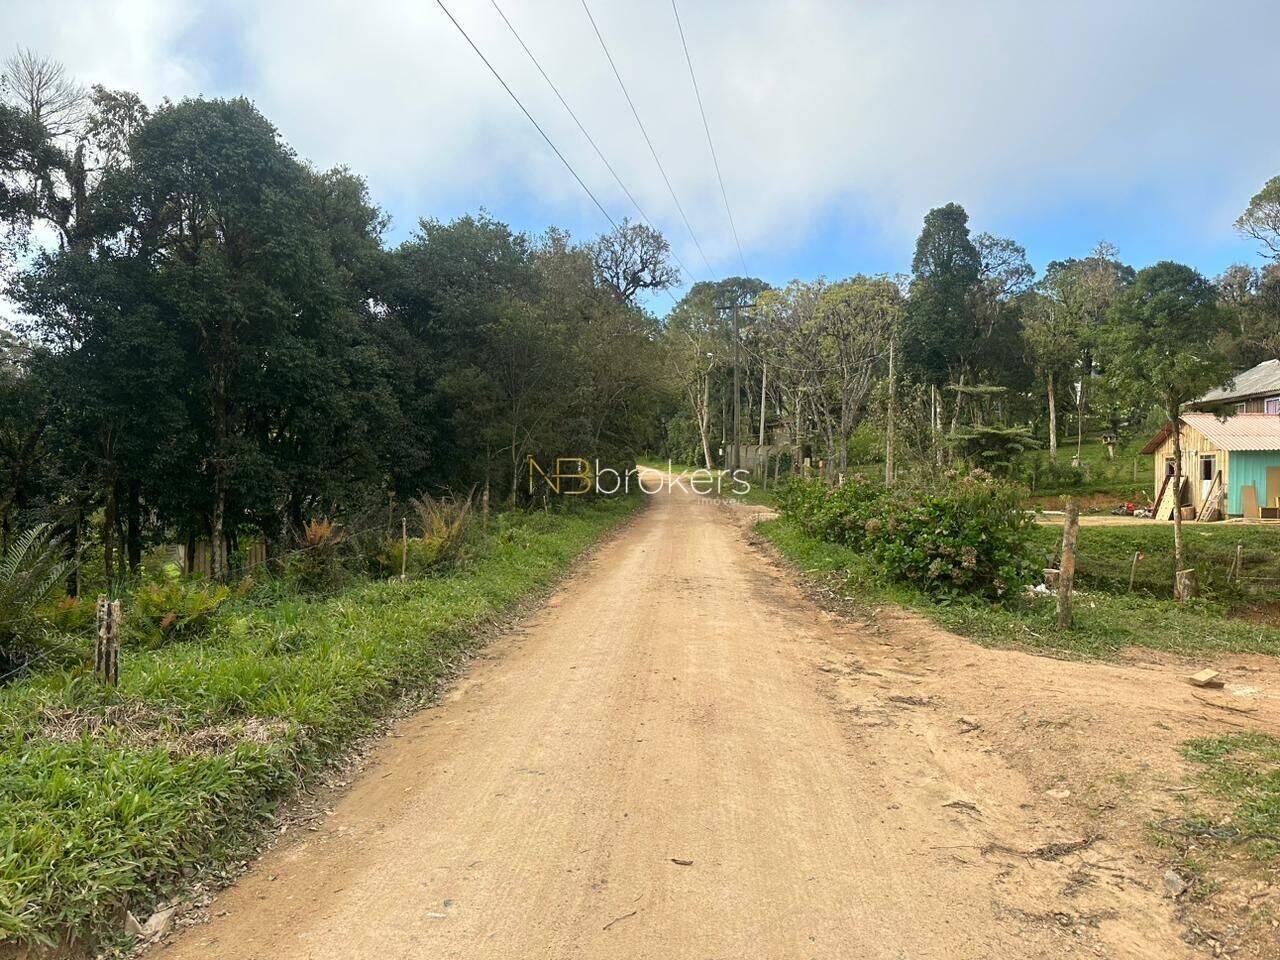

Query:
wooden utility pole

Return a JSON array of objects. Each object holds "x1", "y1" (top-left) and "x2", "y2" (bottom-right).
[
  {"x1": 400, "y1": 517, "x2": 408, "y2": 582},
  {"x1": 885, "y1": 334, "x2": 896, "y2": 485},
  {"x1": 758, "y1": 360, "x2": 768, "y2": 446},
  {"x1": 731, "y1": 303, "x2": 741, "y2": 473},
  {"x1": 1057, "y1": 500, "x2": 1080, "y2": 629},
  {"x1": 716, "y1": 300, "x2": 756, "y2": 475}
]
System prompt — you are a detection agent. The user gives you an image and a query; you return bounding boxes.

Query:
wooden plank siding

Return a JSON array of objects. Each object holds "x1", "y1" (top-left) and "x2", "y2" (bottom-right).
[{"x1": 1148, "y1": 419, "x2": 1230, "y2": 515}]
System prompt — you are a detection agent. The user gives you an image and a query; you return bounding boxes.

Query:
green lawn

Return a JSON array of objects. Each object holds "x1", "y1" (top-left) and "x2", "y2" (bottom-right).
[
  {"x1": 1027, "y1": 522, "x2": 1280, "y2": 602},
  {"x1": 1178, "y1": 733, "x2": 1280, "y2": 861},
  {"x1": 1020, "y1": 439, "x2": 1155, "y2": 503},
  {"x1": 758, "y1": 517, "x2": 1280, "y2": 660},
  {"x1": 0, "y1": 496, "x2": 641, "y2": 949}
]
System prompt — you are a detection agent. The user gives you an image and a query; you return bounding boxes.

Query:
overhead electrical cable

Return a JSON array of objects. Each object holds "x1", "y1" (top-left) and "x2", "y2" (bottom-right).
[
  {"x1": 578, "y1": 0, "x2": 717, "y2": 280},
  {"x1": 670, "y1": 0, "x2": 749, "y2": 276},
  {"x1": 433, "y1": 0, "x2": 620, "y2": 232},
  {"x1": 486, "y1": 0, "x2": 693, "y2": 290}
]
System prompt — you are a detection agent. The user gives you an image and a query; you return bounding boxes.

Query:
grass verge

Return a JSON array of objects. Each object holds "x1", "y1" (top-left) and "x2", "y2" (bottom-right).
[
  {"x1": 1176, "y1": 733, "x2": 1280, "y2": 861},
  {"x1": 0, "y1": 496, "x2": 640, "y2": 950},
  {"x1": 757, "y1": 517, "x2": 1280, "y2": 660}
]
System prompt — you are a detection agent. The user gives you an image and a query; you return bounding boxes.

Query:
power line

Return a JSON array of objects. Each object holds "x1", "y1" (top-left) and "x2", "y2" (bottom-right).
[
  {"x1": 433, "y1": 0, "x2": 619, "y2": 233},
  {"x1": 578, "y1": 0, "x2": 717, "y2": 280},
  {"x1": 484, "y1": 0, "x2": 684, "y2": 308},
  {"x1": 487, "y1": 0, "x2": 693, "y2": 289},
  {"x1": 670, "y1": 0, "x2": 748, "y2": 277}
]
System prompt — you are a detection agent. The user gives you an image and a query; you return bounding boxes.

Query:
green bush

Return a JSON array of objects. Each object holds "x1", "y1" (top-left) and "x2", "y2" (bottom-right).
[
  {"x1": 775, "y1": 470, "x2": 1036, "y2": 598},
  {"x1": 127, "y1": 564, "x2": 231, "y2": 648},
  {"x1": 846, "y1": 423, "x2": 883, "y2": 466}
]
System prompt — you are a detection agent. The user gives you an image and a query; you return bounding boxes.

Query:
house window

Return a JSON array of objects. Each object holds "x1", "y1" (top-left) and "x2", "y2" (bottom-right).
[
  {"x1": 1200, "y1": 455, "x2": 1216, "y2": 481},
  {"x1": 1164, "y1": 457, "x2": 1176, "y2": 477},
  {"x1": 1266, "y1": 397, "x2": 1280, "y2": 415},
  {"x1": 1236, "y1": 402, "x2": 1247, "y2": 414}
]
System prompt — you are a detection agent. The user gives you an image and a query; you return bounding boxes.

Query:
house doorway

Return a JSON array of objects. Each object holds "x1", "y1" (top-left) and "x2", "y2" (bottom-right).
[{"x1": 1200, "y1": 454, "x2": 1217, "y2": 503}]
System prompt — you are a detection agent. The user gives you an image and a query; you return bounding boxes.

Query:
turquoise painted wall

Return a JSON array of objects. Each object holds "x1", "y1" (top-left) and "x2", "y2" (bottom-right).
[{"x1": 1229, "y1": 451, "x2": 1280, "y2": 514}]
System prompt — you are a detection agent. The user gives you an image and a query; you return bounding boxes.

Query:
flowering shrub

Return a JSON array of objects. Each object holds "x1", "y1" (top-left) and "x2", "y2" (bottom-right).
[{"x1": 775, "y1": 471, "x2": 1035, "y2": 598}]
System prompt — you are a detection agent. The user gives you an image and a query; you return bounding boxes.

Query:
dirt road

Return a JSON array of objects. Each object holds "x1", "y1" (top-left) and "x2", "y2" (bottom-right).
[{"x1": 159, "y1": 476, "x2": 1263, "y2": 959}]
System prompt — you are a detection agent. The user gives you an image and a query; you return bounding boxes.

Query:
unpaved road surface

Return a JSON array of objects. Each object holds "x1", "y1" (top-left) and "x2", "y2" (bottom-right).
[{"x1": 160, "y1": 477, "x2": 1279, "y2": 959}]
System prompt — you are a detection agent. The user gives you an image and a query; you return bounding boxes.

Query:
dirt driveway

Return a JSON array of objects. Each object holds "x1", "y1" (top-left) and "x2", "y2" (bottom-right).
[{"x1": 158, "y1": 476, "x2": 1280, "y2": 959}]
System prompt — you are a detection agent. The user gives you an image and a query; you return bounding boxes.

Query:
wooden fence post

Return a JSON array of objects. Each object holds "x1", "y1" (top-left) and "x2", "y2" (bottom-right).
[
  {"x1": 95, "y1": 596, "x2": 120, "y2": 686},
  {"x1": 400, "y1": 517, "x2": 408, "y2": 582},
  {"x1": 1057, "y1": 500, "x2": 1080, "y2": 629},
  {"x1": 1128, "y1": 550, "x2": 1142, "y2": 592}
]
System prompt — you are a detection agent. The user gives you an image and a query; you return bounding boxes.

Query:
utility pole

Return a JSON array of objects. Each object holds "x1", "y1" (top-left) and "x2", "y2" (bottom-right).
[
  {"x1": 885, "y1": 333, "x2": 896, "y2": 485},
  {"x1": 758, "y1": 360, "x2": 768, "y2": 446},
  {"x1": 716, "y1": 300, "x2": 756, "y2": 475},
  {"x1": 731, "y1": 303, "x2": 741, "y2": 473}
]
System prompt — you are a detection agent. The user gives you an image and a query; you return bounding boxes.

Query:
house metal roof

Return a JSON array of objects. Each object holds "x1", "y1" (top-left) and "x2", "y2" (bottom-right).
[
  {"x1": 1141, "y1": 411, "x2": 1280, "y2": 455},
  {"x1": 1195, "y1": 358, "x2": 1280, "y2": 405}
]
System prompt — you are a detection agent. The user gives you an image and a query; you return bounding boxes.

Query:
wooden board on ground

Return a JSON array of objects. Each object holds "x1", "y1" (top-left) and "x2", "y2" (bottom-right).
[
  {"x1": 1188, "y1": 669, "x2": 1224, "y2": 688},
  {"x1": 1155, "y1": 476, "x2": 1183, "y2": 521}
]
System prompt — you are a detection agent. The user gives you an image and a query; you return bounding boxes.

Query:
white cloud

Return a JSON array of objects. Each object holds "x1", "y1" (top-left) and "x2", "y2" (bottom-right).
[{"x1": 2, "y1": 0, "x2": 1278, "y2": 277}]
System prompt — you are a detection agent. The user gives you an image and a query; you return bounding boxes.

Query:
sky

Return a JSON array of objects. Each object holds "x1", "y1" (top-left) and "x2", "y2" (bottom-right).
[{"x1": 3, "y1": 0, "x2": 1279, "y2": 309}]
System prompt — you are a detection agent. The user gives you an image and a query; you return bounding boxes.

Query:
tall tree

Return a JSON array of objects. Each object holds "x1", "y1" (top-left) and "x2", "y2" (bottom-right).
[
  {"x1": 591, "y1": 218, "x2": 680, "y2": 304},
  {"x1": 1236, "y1": 175, "x2": 1280, "y2": 261},
  {"x1": 1214, "y1": 263, "x2": 1280, "y2": 366},
  {"x1": 1041, "y1": 242, "x2": 1133, "y2": 459},
  {"x1": 1022, "y1": 292, "x2": 1078, "y2": 461},
  {"x1": 1103, "y1": 263, "x2": 1232, "y2": 599},
  {"x1": 901, "y1": 203, "x2": 981, "y2": 430},
  {"x1": 816, "y1": 276, "x2": 900, "y2": 472}
]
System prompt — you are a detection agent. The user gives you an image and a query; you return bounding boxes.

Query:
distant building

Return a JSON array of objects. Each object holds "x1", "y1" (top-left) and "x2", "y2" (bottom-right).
[
  {"x1": 1192, "y1": 357, "x2": 1280, "y2": 415},
  {"x1": 1140, "y1": 359, "x2": 1280, "y2": 519}
]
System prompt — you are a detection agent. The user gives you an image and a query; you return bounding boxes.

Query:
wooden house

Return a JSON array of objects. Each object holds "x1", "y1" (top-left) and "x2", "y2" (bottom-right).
[
  {"x1": 1193, "y1": 357, "x2": 1280, "y2": 415},
  {"x1": 1141, "y1": 412, "x2": 1280, "y2": 519}
]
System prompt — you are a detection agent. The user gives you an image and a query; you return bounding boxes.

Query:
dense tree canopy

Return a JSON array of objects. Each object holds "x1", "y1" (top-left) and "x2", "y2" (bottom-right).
[
  {"x1": 0, "y1": 62, "x2": 670, "y2": 580},
  {"x1": 2, "y1": 49, "x2": 1278, "y2": 579}
]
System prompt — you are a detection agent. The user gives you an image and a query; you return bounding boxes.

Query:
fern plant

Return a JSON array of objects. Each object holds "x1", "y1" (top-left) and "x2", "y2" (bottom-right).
[{"x1": 0, "y1": 524, "x2": 72, "y2": 675}]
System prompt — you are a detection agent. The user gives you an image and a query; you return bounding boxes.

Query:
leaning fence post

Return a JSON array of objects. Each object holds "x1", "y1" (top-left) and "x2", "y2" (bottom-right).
[
  {"x1": 95, "y1": 596, "x2": 120, "y2": 686},
  {"x1": 1233, "y1": 541, "x2": 1243, "y2": 585},
  {"x1": 1057, "y1": 500, "x2": 1080, "y2": 629},
  {"x1": 400, "y1": 517, "x2": 408, "y2": 582},
  {"x1": 1128, "y1": 550, "x2": 1142, "y2": 592}
]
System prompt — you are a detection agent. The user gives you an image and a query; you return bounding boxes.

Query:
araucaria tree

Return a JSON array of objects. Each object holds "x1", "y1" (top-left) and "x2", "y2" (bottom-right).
[{"x1": 1102, "y1": 263, "x2": 1232, "y2": 599}]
